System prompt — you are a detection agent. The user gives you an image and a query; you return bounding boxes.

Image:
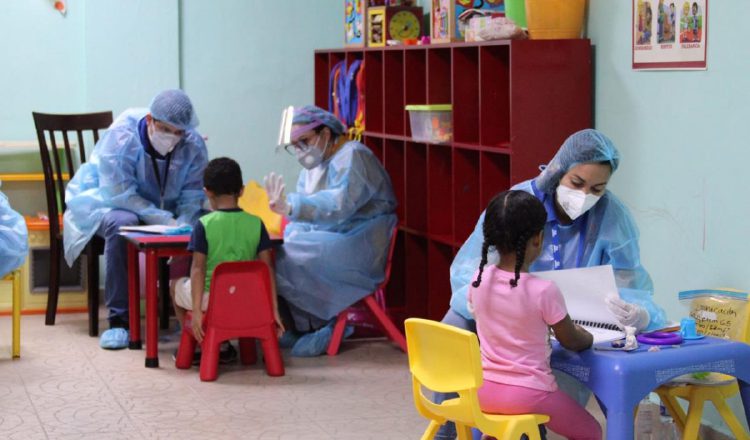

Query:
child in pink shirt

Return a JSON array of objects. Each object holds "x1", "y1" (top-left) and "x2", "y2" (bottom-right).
[{"x1": 467, "y1": 190, "x2": 601, "y2": 440}]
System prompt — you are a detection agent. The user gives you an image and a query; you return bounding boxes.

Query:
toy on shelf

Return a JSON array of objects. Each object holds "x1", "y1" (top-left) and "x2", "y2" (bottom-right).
[
  {"x1": 431, "y1": 0, "x2": 506, "y2": 43},
  {"x1": 345, "y1": 0, "x2": 367, "y2": 47},
  {"x1": 405, "y1": 104, "x2": 453, "y2": 144},
  {"x1": 367, "y1": 5, "x2": 423, "y2": 47}
]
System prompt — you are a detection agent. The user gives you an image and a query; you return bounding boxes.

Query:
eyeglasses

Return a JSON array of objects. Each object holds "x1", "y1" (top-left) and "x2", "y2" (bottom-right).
[{"x1": 283, "y1": 135, "x2": 317, "y2": 155}]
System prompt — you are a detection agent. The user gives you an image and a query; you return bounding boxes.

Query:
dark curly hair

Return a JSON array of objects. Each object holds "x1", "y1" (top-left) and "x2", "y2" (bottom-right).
[
  {"x1": 203, "y1": 157, "x2": 243, "y2": 196},
  {"x1": 472, "y1": 190, "x2": 547, "y2": 289}
]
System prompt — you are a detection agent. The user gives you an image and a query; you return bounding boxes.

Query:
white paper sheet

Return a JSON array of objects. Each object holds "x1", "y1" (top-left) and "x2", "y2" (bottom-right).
[
  {"x1": 533, "y1": 265, "x2": 624, "y2": 343},
  {"x1": 119, "y1": 225, "x2": 173, "y2": 234}
]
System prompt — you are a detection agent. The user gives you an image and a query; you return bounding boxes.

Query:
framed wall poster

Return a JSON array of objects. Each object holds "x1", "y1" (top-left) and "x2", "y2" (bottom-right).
[{"x1": 633, "y1": 0, "x2": 708, "y2": 70}]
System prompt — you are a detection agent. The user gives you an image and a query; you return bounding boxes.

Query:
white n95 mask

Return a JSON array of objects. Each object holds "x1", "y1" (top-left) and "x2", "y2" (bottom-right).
[
  {"x1": 149, "y1": 124, "x2": 181, "y2": 156},
  {"x1": 296, "y1": 144, "x2": 324, "y2": 169},
  {"x1": 556, "y1": 184, "x2": 600, "y2": 220}
]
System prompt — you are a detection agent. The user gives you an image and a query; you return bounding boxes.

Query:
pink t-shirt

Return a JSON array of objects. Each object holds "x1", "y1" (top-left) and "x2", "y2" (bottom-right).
[{"x1": 468, "y1": 266, "x2": 568, "y2": 392}]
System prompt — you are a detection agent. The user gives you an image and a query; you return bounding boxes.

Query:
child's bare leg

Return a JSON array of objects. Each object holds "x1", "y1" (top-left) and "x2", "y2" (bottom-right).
[{"x1": 170, "y1": 280, "x2": 186, "y2": 324}]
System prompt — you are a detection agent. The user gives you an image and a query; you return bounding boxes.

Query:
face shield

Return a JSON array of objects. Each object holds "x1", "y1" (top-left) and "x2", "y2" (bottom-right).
[{"x1": 277, "y1": 105, "x2": 294, "y2": 152}]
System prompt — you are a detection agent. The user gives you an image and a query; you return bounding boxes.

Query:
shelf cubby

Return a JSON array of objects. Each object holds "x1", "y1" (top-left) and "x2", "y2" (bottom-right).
[
  {"x1": 480, "y1": 151, "x2": 511, "y2": 209},
  {"x1": 427, "y1": 144, "x2": 452, "y2": 242},
  {"x1": 383, "y1": 139, "x2": 405, "y2": 222},
  {"x1": 404, "y1": 141, "x2": 427, "y2": 231},
  {"x1": 404, "y1": 50, "x2": 427, "y2": 138},
  {"x1": 364, "y1": 51, "x2": 384, "y2": 134},
  {"x1": 404, "y1": 234, "x2": 429, "y2": 318},
  {"x1": 427, "y1": 241, "x2": 454, "y2": 320},
  {"x1": 363, "y1": 135, "x2": 383, "y2": 163},
  {"x1": 452, "y1": 46, "x2": 480, "y2": 144},
  {"x1": 453, "y1": 148, "x2": 481, "y2": 244},
  {"x1": 314, "y1": 40, "x2": 592, "y2": 322},
  {"x1": 479, "y1": 45, "x2": 511, "y2": 147},
  {"x1": 383, "y1": 50, "x2": 405, "y2": 136},
  {"x1": 427, "y1": 48, "x2": 451, "y2": 105}
]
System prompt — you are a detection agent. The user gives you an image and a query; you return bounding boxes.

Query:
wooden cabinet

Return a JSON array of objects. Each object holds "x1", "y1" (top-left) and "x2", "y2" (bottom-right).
[{"x1": 314, "y1": 39, "x2": 592, "y2": 322}]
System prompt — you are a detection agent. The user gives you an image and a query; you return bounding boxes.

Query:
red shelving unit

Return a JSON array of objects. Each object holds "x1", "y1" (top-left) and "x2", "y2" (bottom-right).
[{"x1": 314, "y1": 40, "x2": 592, "y2": 322}]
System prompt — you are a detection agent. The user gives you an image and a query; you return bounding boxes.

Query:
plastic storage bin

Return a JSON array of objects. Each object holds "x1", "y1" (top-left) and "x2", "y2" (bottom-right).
[
  {"x1": 525, "y1": 0, "x2": 585, "y2": 39},
  {"x1": 405, "y1": 104, "x2": 452, "y2": 144}
]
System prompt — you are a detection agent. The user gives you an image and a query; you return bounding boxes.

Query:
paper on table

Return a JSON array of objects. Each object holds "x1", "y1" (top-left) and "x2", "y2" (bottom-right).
[
  {"x1": 533, "y1": 265, "x2": 624, "y2": 343},
  {"x1": 119, "y1": 225, "x2": 179, "y2": 234}
]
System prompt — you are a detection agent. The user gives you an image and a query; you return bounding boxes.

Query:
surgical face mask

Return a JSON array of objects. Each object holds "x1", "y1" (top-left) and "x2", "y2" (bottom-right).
[
  {"x1": 148, "y1": 123, "x2": 181, "y2": 156},
  {"x1": 295, "y1": 134, "x2": 329, "y2": 170},
  {"x1": 555, "y1": 184, "x2": 601, "y2": 220}
]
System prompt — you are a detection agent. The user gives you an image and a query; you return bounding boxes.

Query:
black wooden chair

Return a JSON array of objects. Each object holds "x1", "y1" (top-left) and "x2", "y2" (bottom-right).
[{"x1": 32, "y1": 111, "x2": 113, "y2": 337}]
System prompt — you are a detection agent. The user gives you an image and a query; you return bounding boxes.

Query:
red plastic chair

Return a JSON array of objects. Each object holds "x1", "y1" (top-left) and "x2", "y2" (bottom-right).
[
  {"x1": 326, "y1": 228, "x2": 407, "y2": 355},
  {"x1": 175, "y1": 261, "x2": 285, "y2": 381}
]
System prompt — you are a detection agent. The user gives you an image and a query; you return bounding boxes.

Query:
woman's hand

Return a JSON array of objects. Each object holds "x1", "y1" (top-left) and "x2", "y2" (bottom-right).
[{"x1": 263, "y1": 172, "x2": 290, "y2": 215}]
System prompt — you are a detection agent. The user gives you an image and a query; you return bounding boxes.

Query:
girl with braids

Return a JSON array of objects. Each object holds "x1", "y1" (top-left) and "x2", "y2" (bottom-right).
[
  {"x1": 433, "y1": 129, "x2": 668, "y2": 439},
  {"x1": 467, "y1": 190, "x2": 600, "y2": 440}
]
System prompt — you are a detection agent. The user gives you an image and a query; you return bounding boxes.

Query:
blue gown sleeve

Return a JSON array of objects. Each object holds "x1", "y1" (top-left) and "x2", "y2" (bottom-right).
[
  {"x1": 175, "y1": 134, "x2": 208, "y2": 226},
  {"x1": 0, "y1": 190, "x2": 28, "y2": 277},
  {"x1": 287, "y1": 147, "x2": 374, "y2": 226},
  {"x1": 598, "y1": 196, "x2": 667, "y2": 330},
  {"x1": 97, "y1": 130, "x2": 173, "y2": 225}
]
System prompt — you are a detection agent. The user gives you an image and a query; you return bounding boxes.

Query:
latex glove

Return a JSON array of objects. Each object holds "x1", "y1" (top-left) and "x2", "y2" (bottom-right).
[
  {"x1": 263, "y1": 172, "x2": 291, "y2": 216},
  {"x1": 606, "y1": 295, "x2": 650, "y2": 331}
]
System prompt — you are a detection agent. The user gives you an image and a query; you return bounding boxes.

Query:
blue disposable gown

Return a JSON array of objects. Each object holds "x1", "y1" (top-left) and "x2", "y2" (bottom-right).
[
  {"x1": 0, "y1": 189, "x2": 28, "y2": 277},
  {"x1": 450, "y1": 178, "x2": 667, "y2": 331},
  {"x1": 275, "y1": 141, "x2": 398, "y2": 331},
  {"x1": 63, "y1": 109, "x2": 208, "y2": 266}
]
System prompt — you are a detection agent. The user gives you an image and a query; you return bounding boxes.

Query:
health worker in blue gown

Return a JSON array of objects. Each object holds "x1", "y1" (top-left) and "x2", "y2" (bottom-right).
[
  {"x1": 0, "y1": 185, "x2": 28, "y2": 277},
  {"x1": 63, "y1": 89, "x2": 208, "y2": 349},
  {"x1": 434, "y1": 129, "x2": 668, "y2": 440},
  {"x1": 264, "y1": 105, "x2": 397, "y2": 357}
]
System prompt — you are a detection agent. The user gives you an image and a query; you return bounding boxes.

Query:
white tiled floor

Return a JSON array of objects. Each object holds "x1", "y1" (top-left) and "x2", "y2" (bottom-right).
[
  {"x1": 0, "y1": 312, "x2": 424, "y2": 439},
  {"x1": 0, "y1": 312, "x2": 607, "y2": 439}
]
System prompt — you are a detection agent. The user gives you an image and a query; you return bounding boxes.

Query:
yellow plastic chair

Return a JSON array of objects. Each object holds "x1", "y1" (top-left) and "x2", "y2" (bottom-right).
[
  {"x1": 656, "y1": 295, "x2": 750, "y2": 440},
  {"x1": 237, "y1": 180, "x2": 283, "y2": 236},
  {"x1": 405, "y1": 318, "x2": 549, "y2": 440},
  {"x1": 2, "y1": 269, "x2": 22, "y2": 358}
]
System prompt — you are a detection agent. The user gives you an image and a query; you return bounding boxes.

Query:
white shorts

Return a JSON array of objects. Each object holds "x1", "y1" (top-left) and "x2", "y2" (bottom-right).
[{"x1": 174, "y1": 277, "x2": 209, "y2": 311}]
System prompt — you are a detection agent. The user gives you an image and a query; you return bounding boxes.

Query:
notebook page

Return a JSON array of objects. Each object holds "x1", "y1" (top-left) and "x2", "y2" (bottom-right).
[{"x1": 532, "y1": 265, "x2": 623, "y2": 343}]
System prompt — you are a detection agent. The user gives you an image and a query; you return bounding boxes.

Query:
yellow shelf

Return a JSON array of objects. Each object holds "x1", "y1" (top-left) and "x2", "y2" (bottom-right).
[{"x1": 0, "y1": 173, "x2": 69, "y2": 182}]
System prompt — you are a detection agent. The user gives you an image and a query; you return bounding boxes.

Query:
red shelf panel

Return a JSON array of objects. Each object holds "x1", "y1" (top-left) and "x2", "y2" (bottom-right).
[
  {"x1": 314, "y1": 53, "x2": 329, "y2": 109},
  {"x1": 404, "y1": 233, "x2": 428, "y2": 318},
  {"x1": 363, "y1": 135, "x2": 383, "y2": 163},
  {"x1": 427, "y1": 48, "x2": 451, "y2": 105},
  {"x1": 383, "y1": 51, "x2": 405, "y2": 136},
  {"x1": 384, "y1": 139, "x2": 405, "y2": 221},
  {"x1": 364, "y1": 51, "x2": 384, "y2": 134},
  {"x1": 452, "y1": 46, "x2": 480, "y2": 144},
  {"x1": 427, "y1": 241, "x2": 453, "y2": 320},
  {"x1": 480, "y1": 151, "x2": 511, "y2": 209},
  {"x1": 427, "y1": 144, "x2": 453, "y2": 238},
  {"x1": 385, "y1": 230, "x2": 406, "y2": 311},
  {"x1": 509, "y1": 39, "x2": 592, "y2": 184},
  {"x1": 479, "y1": 45, "x2": 511, "y2": 146},
  {"x1": 405, "y1": 142, "x2": 427, "y2": 231},
  {"x1": 404, "y1": 50, "x2": 427, "y2": 138},
  {"x1": 454, "y1": 148, "x2": 481, "y2": 244}
]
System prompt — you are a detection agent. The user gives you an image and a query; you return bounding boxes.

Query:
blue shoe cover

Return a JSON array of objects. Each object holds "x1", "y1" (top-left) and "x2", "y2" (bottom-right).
[
  {"x1": 278, "y1": 330, "x2": 301, "y2": 349},
  {"x1": 291, "y1": 323, "x2": 334, "y2": 357},
  {"x1": 100, "y1": 328, "x2": 129, "y2": 350}
]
